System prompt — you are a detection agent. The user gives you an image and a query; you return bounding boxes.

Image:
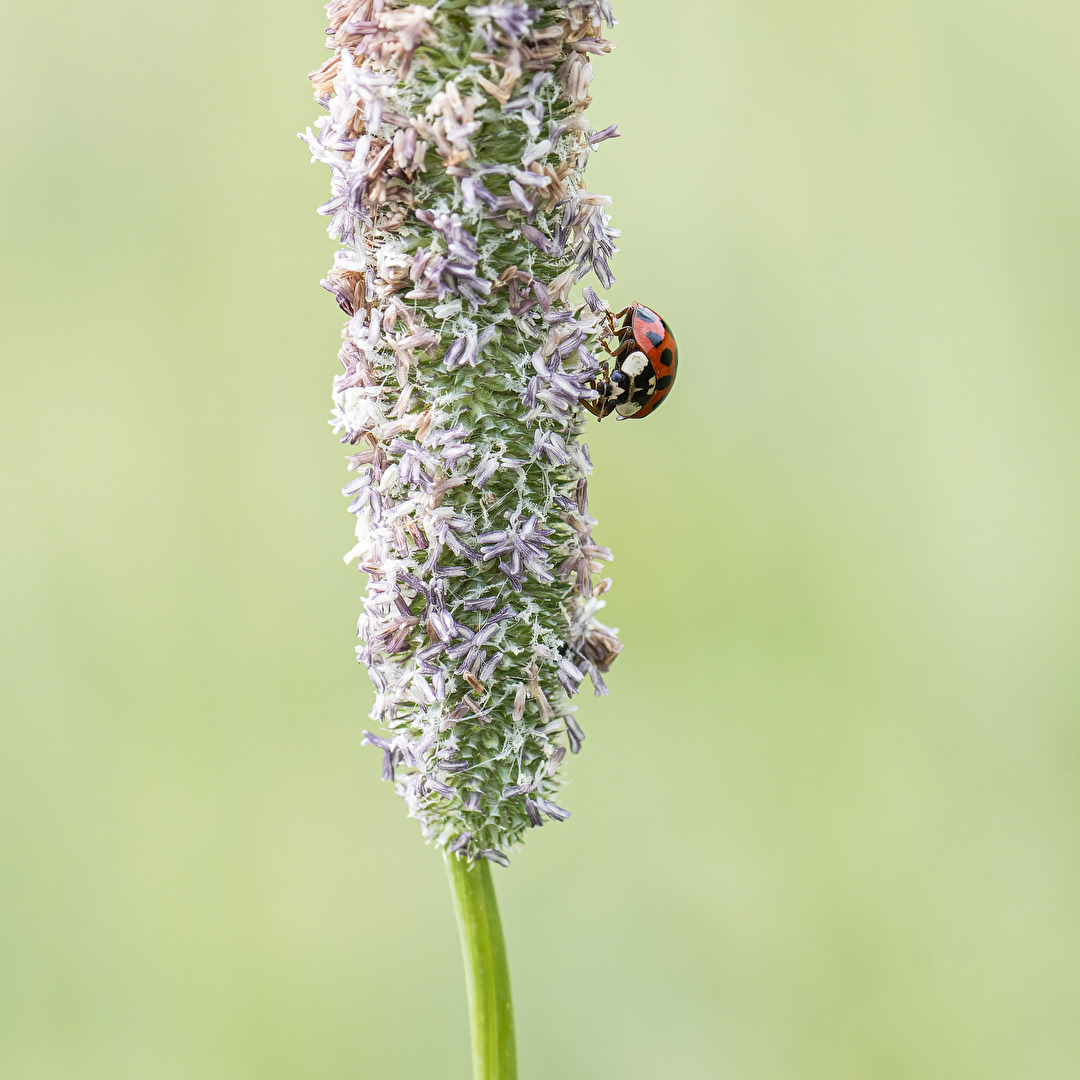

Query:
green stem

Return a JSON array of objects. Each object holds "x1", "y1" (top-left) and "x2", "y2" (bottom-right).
[{"x1": 446, "y1": 854, "x2": 518, "y2": 1080}]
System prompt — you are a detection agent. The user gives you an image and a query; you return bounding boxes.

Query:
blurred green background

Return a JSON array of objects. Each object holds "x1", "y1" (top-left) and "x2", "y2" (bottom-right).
[{"x1": 3, "y1": 1, "x2": 1080, "y2": 1077}]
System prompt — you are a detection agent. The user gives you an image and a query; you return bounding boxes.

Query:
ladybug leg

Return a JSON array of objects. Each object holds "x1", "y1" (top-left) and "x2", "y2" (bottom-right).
[
  {"x1": 611, "y1": 306, "x2": 633, "y2": 321},
  {"x1": 587, "y1": 363, "x2": 612, "y2": 405},
  {"x1": 598, "y1": 326, "x2": 633, "y2": 356},
  {"x1": 583, "y1": 361, "x2": 614, "y2": 420},
  {"x1": 596, "y1": 311, "x2": 621, "y2": 355}
]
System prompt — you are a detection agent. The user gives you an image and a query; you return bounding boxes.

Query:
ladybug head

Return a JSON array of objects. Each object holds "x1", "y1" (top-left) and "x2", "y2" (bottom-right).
[
  {"x1": 587, "y1": 370, "x2": 631, "y2": 420},
  {"x1": 586, "y1": 378, "x2": 613, "y2": 419}
]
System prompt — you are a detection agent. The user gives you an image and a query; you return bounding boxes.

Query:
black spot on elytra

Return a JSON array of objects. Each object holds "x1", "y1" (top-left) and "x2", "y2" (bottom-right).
[
  {"x1": 636, "y1": 308, "x2": 657, "y2": 322},
  {"x1": 654, "y1": 374, "x2": 673, "y2": 392},
  {"x1": 645, "y1": 330, "x2": 664, "y2": 348},
  {"x1": 659, "y1": 347, "x2": 673, "y2": 366}
]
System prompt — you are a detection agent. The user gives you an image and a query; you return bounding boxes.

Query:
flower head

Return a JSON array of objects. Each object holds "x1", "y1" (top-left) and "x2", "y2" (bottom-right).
[{"x1": 305, "y1": 0, "x2": 622, "y2": 863}]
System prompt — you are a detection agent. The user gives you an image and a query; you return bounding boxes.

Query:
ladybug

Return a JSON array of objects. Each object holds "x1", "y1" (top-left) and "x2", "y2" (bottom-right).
[{"x1": 582, "y1": 302, "x2": 678, "y2": 420}]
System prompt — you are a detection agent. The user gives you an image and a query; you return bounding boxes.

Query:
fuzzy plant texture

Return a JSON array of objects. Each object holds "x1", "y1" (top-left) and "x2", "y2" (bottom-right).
[{"x1": 302, "y1": 0, "x2": 623, "y2": 866}]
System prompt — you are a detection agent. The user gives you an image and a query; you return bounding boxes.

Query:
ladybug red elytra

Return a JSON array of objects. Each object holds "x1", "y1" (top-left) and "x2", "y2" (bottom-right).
[{"x1": 582, "y1": 302, "x2": 678, "y2": 420}]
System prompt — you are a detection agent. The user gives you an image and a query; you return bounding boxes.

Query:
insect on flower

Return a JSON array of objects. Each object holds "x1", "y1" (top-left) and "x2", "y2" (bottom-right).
[{"x1": 583, "y1": 302, "x2": 678, "y2": 420}]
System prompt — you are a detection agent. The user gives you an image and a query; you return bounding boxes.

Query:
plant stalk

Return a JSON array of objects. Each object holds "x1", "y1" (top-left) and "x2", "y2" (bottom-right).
[{"x1": 446, "y1": 855, "x2": 518, "y2": 1080}]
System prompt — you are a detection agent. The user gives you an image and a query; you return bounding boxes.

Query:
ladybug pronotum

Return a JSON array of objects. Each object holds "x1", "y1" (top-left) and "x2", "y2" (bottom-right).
[{"x1": 583, "y1": 302, "x2": 678, "y2": 420}]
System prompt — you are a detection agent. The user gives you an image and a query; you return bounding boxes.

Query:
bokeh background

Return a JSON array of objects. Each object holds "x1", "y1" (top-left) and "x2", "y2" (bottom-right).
[{"x1": 3, "y1": 1, "x2": 1080, "y2": 1077}]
